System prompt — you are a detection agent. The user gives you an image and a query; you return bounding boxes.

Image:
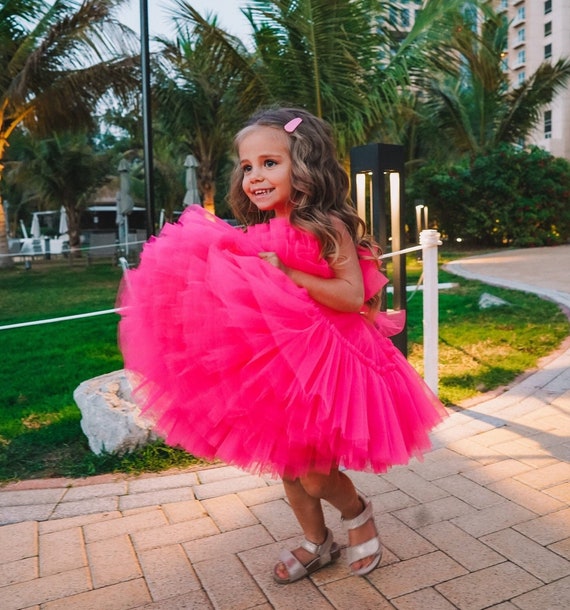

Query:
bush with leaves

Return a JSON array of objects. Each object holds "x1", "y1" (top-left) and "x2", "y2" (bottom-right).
[{"x1": 408, "y1": 145, "x2": 570, "y2": 247}]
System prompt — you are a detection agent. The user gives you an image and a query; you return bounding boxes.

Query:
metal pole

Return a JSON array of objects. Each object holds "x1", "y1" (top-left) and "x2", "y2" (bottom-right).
[
  {"x1": 420, "y1": 229, "x2": 441, "y2": 395},
  {"x1": 140, "y1": 0, "x2": 155, "y2": 237}
]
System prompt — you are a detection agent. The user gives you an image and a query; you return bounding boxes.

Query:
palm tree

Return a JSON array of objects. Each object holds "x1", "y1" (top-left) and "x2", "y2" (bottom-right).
[
  {"x1": 154, "y1": 0, "x2": 267, "y2": 213},
  {"x1": 423, "y1": 3, "x2": 570, "y2": 158},
  {"x1": 8, "y1": 131, "x2": 112, "y2": 253},
  {"x1": 0, "y1": 0, "x2": 140, "y2": 267}
]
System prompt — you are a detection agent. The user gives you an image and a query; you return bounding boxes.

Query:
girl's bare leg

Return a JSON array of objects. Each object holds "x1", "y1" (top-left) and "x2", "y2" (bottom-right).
[{"x1": 274, "y1": 470, "x2": 378, "y2": 579}]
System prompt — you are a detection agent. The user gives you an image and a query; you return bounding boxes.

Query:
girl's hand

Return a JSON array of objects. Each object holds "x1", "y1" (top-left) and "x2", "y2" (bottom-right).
[{"x1": 259, "y1": 251, "x2": 288, "y2": 274}]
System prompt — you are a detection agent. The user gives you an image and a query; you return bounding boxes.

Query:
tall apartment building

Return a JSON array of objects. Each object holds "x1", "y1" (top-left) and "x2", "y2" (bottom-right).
[
  {"x1": 497, "y1": 0, "x2": 570, "y2": 161},
  {"x1": 387, "y1": 1, "x2": 570, "y2": 161}
]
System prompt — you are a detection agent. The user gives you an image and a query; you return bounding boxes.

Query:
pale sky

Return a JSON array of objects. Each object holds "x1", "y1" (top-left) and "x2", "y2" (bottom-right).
[{"x1": 117, "y1": 0, "x2": 252, "y2": 43}]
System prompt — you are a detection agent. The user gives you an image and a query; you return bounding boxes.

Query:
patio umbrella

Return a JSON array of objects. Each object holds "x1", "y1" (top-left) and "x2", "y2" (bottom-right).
[
  {"x1": 31, "y1": 214, "x2": 41, "y2": 238},
  {"x1": 117, "y1": 159, "x2": 134, "y2": 215},
  {"x1": 58, "y1": 206, "x2": 68, "y2": 236},
  {"x1": 183, "y1": 154, "x2": 201, "y2": 206},
  {"x1": 117, "y1": 159, "x2": 133, "y2": 253}
]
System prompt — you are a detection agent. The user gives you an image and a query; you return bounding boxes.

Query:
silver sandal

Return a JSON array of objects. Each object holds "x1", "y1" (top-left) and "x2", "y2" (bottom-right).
[
  {"x1": 342, "y1": 495, "x2": 382, "y2": 576},
  {"x1": 273, "y1": 527, "x2": 341, "y2": 584}
]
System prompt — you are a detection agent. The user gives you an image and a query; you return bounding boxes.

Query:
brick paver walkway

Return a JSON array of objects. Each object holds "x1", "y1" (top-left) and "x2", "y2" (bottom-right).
[{"x1": 1, "y1": 246, "x2": 569, "y2": 609}]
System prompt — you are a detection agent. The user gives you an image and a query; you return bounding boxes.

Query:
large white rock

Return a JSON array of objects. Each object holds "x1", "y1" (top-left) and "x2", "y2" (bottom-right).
[{"x1": 74, "y1": 370, "x2": 159, "y2": 456}]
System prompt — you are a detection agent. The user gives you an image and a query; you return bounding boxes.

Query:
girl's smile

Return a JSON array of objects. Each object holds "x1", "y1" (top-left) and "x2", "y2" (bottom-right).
[{"x1": 239, "y1": 126, "x2": 293, "y2": 218}]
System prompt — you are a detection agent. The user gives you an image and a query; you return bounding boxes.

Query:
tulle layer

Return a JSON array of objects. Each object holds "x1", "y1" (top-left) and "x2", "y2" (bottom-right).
[{"x1": 118, "y1": 206, "x2": 446, "y2": 478}]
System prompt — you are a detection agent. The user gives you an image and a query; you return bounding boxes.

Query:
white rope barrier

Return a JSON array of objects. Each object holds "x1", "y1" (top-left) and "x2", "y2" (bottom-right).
[
  {"x1": 0, "y1": 308, "x2": 121, "y2": 331},
  {"x1": 0, "y1": 239, "x2": 147, "y2": 259}
]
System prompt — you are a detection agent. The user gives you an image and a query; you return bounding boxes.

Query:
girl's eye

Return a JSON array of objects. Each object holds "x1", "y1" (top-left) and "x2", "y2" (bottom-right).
[
  {"x1": 242, "y1": 164, "x2": 252, "y2": 173},
  {"x1": 265, "y1": 159, "x2": 277, "y2": 168}
]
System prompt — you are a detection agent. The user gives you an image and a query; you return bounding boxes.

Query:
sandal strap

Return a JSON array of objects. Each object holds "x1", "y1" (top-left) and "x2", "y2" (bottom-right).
[
  {"x1": 345, "y1": 536, "x2": 382, "y2": 565},
  {"x1": 342, "y1": 496, "x2": 373, "y2": 530},
  {"x1": 277, "y1": 549, "x2": 308, "y2": 582},
  {"x1": 300, "y1": 527, "x2": 333, "y2": 556}
]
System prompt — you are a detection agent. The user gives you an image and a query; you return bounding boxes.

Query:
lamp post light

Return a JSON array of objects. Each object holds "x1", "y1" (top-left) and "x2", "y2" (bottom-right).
[{"x1": 350, "y1": 143, "x2": 407, "y2": 356}]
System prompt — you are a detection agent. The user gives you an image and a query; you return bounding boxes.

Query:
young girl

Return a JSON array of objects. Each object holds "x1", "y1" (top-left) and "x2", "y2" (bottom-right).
[{"x1": 118, "y1": 107, "x2": 446, "y2": 583}]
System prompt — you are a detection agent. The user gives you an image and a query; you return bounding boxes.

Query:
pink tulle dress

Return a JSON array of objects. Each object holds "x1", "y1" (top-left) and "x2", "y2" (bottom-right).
[{"x1": 118, "y1": 205, "x2": 446, "y2": 478}]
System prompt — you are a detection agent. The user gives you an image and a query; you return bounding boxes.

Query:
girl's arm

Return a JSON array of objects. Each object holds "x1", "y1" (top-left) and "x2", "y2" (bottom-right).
[{"x1": 259, "y1": 220, "x2": 365, "y2": 312}]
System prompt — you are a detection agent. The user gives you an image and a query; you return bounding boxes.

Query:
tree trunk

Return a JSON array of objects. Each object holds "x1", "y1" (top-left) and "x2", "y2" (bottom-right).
[{"x1": 0, "y1": 193, "x2": 14, "y2": 269}]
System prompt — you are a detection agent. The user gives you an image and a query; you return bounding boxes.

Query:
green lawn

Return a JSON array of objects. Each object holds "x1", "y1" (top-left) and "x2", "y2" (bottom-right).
[{"x1": 0, "y1": 253, "x2": 568, "y2": 483}]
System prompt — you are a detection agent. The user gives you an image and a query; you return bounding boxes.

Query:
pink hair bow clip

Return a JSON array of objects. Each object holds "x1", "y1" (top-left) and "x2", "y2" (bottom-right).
[{"x1": 284, "y1": 117, "x2": 302, "y2": 133}]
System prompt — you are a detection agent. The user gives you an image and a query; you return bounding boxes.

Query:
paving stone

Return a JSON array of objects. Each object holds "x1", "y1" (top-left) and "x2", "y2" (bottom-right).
[
  {"x1": 446, "y1": 439, "x2": 507, "y2": 465},
  {"x1": 433, "y1": 474, "x2": 505, "y2": 509},
  {"x1": 382, "y1": 468, "x2": 449, "y2": 503},
  {"x1": 490, "y1": 440, "x2": 559, "y2": 468},
  {"x1": 131, "y1": 516, "x2": 220, "y2": 552},
  {"x1": 393, "y1": 496, "x2": 475, "y2": 529},
  {"x1": 376, "y1": 512, "x2": 437, "y2": 561},
  {"x1": 0, "y1": 567, "x2": 90, "y2": 610},
  {"x1": 462, "y1": 459, "x2": 533, "y2": 486},
  {"x1": 0, "y1": 489, "x2": 65, "y2": 508},
  {"x1": 39, "y1": 511, "x2": 122, "y2": 534},
  {"x1": 41, "y1": 577, "x2": 151, "y2": 610},
  {"x1": 511, "y1": 574, "x2": 570, "y2": 610},
  {"x1": 435, "y1": 562, "x2": 542, "y2": 610},
  {"x1": 408, "y1": 448, "x2": 480, "y2": 481},
  {"x1": 0, "y1": 556, "x2": 37, "y2": 588},
  {"x1": 39, "y1": 527, "x2": 86, "y2": 576},
  {"x1": 392, "y1": 586, "x2": 458, "y2": 610},
  {"x1": 549, "y1": 538, "x2": 570, "y2": 560},
  {"x1": 513, "y1": 508, "x2": 570, "y2": 545},
  {"x1": 127, "y1": 472, "x2": 199, "y2": 494},
  {"x1": 193, "y1": 475, "x2": 268, "y2": 500},
  {"x1": 133, "y1": 589, "x2": 214, "y2": 609},
  {"x1": 251, "y1": 567, "x2": 335, "y2": 610},
  {"x1": 194, "y1": 553, "x2": 267, "y2": 610},
  {"x1": 451, "y1": 501, "x2": 536, "y2": 538},
  {"x1": 469, "y1": 427, "x2": 522, "y2": 448},
  {"x1": 184, "y1": 524, "x2": 274, "y2": 563},
  {"x1": 0, "y1": 521, "x2": 38, "y2": 564},
  {"x1": 61, "y1": 482, "x2": 127, "y2": 501},
  {"x1": 194, "y1": 465, "x2": 248, "y2": 483},
  {"x1": 374, "y1": 489, "x2": 419, "y2": 513},
  {"x1": 138, "y1": 544, "x2": 201, "y2": 601},
  {"x1": 488, "y1": 478, "x2": 566, "y2": 515},
  {"x1": 320, "y1": 575, "x2": 394, "y2": 609},
  {"x1": 161, "y1": 499, "x2": 207, "y2": 524},
  {"x1": 201, "y1": 493, "x2": 258, "y2": 532},
  {"x1": 83, "y1": 508, "x2": 167, "y2": 543},
  {"x1": 418, "y1": 521, "x2": 503, "y2": 572},
  {"x1": 119, "y1": 487, "x2": 194, "y2": 511},
  {"x1": 237, "y1": 484, "x2": 286, "y2": 507},
  {"x1": 49, "y1": 497, "x2": 118, "y2": 520},
  {"x1": 250, "y1": 499, "x2": 304, "y2": 542},
  {"x1": 87, "y1": 533, "x2": 142, "y2": 588},
  {"x1": 513, "y1": 461, "x2": 570, "y2": 490},
  {"x1": 347, "y1": 470, "x2": 397, "y2": 496},
  {"x1": 481, "y1": 528, "x2": 570, "y2": 583},
  {"x1": 367, "y1": 551, "x2": 466, "y2": 599},
  {"x1": 0, "y1": 504, "x2": 55, "y2": 525}
]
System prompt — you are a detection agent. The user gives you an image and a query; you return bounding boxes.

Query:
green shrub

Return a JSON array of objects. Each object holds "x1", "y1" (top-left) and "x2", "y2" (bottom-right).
[{"x1": 409, "y1": 145, "x2": 570, "y2": 247}]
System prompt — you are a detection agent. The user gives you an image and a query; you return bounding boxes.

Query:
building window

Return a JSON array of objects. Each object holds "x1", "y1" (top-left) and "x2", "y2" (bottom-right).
[
  {"x1": 545, "y1": 43, "x2": 552, "y2": 59},
  {"x1": 516, "y1": 6, "x2": 525, "y2": 22},
  {"x1": 544, "y1": 110, "x2": 552, "y2": 139},
  {"x1": 545, "y1": 0, "x2": 552, "y2": 15},
  {"x1": 500, "y1": 0, "x2": 508, "y2": 9},
  {"x1": 517, "y1": 28, "x2": 525, "y2": 43},
  {"x1": 401, "y1": 8, "x2": 410, "y2": 28},
  {"x1": 517, "y1": 49, "x2": 526, "y2": 66},
  {"x1": 545, "y1": 22, "x2": 552, "y2": 36},
  {"x1": 517, "y1": 71, "x2": 526, "y2": 85},
  {"x1": 389, "y1": 6, "x2": 397, "y2": 25}
]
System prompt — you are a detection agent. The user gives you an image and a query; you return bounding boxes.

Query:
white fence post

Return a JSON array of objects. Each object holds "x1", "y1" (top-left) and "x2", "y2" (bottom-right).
[{"x1": 420, "y1": 229, "x2": 441, "y2": 395}]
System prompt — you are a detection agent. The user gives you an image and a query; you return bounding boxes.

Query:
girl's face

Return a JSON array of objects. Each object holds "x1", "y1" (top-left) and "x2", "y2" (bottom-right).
[{"x1": 239, "y1": 126, "x2": 293, "y2": 218}]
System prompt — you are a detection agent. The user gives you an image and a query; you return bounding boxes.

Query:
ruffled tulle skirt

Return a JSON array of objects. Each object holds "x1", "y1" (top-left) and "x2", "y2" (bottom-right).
[{"x1": 118, "y1": 206, "x2": 446, "y2": 478}]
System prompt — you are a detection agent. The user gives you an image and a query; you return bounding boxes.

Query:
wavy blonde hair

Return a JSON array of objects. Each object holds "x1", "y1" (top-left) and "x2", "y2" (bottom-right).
[{"x1": 229, "y1": 107, "x2": 382, "y2": 312}]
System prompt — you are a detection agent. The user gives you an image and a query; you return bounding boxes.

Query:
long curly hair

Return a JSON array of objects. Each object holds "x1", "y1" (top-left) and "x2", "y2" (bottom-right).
[{"x1": 229, "y1": 107, "x2": 378, "y2": 264}]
